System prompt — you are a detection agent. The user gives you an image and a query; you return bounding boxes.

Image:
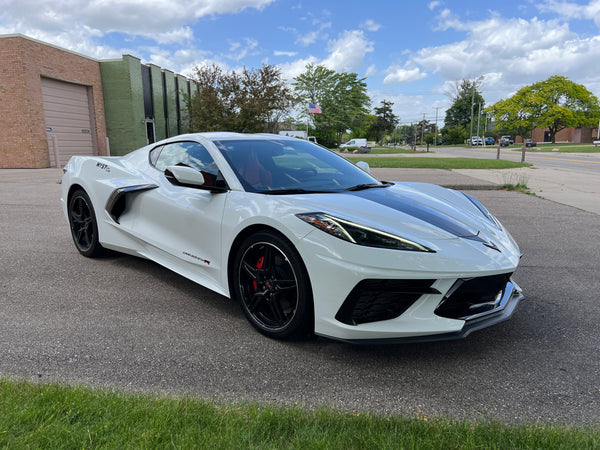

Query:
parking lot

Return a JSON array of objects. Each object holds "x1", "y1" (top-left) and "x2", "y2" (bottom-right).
[{"x1": 1, "y1": 169, "x2": 599, "y2": 425}]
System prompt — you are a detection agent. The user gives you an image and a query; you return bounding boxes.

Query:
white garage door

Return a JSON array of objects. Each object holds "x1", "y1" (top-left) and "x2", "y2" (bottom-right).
[{"x1": 42, "y1": 77, "x2": 95, "y2": 167}]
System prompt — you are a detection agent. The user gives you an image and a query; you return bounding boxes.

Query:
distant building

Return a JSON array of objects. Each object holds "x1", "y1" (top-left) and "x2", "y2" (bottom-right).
[
  {"x1": 0, "y1": 34, "x2": 198, "y2": 168},
  {"x1": 529, "y1": 126, "x2": 598, "y2": 144}
]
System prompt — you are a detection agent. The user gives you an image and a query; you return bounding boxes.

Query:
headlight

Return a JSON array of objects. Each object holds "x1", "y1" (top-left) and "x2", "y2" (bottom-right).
[{"x1": 296, "y1": 212, "x2": 434, "y2": 252}]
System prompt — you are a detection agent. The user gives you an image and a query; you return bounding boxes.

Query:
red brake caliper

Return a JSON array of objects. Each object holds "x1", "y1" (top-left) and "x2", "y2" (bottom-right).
[{"x1": 252, "y1": 256, "x2": 264, "y2": 291}]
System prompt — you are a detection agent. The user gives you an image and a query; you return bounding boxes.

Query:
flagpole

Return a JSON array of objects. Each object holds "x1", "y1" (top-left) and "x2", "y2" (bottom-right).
[{"x1": 306, "y1": 104, "x2": 309, "y2": 138}]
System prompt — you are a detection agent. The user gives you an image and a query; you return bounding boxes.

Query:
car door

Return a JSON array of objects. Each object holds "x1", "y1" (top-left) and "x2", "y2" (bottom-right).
[{"x1": 132, "y1": 141, "x2": 229, "y2": 292}]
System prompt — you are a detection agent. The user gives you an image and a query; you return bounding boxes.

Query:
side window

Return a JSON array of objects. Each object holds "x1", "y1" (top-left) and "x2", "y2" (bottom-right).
[
  {"x1": 155, "y1": 141, "x2": 218, "y2": 177},
  {"x1": 149, "y1": 145, "x2": 163, "y2": 166}
]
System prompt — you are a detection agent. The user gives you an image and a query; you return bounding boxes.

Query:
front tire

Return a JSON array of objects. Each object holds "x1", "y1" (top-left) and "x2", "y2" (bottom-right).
[
  {"x1": 232, "y1": 231, "x2": 313, "y2": 340},
  {"x1": 68, "y1": 189, "x2": 104, "y2": 257}
]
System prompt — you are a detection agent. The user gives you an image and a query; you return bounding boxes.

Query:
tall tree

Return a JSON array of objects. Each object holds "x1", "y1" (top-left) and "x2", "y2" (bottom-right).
[
  {"x1": 294, "y1": 64, "x2": 370, "y2": 146},
  {"x1": 486, "y1": 87, "x2": 537, "y2": 144},
  {"x1": 444, "y1": 78, "x2": 485, "y2": 129},
  {"x1": 528, "y1": 75, "x2": 599, "y2": 143},
  {"x1": 487, "y1": 75, "x2": 600, "y2": 144},
  {"x1": 371, "y1": 100, "x2": 399, "y2": 144},
  {"x1": 189, "y1": 63, "x2": 296, "y2": 133}
]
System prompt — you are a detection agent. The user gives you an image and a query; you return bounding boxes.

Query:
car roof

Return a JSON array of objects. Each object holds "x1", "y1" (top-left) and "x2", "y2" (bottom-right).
[{"x1": 166, "y1": 132, "x2": 293, "y2": 143}]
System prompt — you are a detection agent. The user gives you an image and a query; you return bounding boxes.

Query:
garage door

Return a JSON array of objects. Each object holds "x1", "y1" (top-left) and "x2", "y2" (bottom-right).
[{"x1": 42, "y1": 77, "x2": 95, "y2": 167}]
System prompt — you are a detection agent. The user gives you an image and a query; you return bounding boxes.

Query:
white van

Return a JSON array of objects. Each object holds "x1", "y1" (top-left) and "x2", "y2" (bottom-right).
[{"x1": 340, "y1": 138, "x2": 367, "y2": 148}]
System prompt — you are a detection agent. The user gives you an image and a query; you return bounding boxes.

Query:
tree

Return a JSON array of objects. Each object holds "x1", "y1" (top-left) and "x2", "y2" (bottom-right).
[
  {"x1": 487, "y1": 75, "x2": 600, "y2": 144},
  {"x1": 371, "y1": 100, "x2": 399, "y2": 144},
  {"x1": 189, "y1": 63, "x2": 296, "y2": 133},
  {"x1": 444, "y1": 78, "x2": 485, "y2": 129},
  {"x1": 293, "y1": 64, "x2": 371, "y2": 146},
  {"x1": 398, "y1": 124, "x2": 415, "y2": 145},
  {"x1": 441, "y1": 125, "x2": 468, "y2": 145},
  {"x1": 351, "y1": 114, "x2": 378, "y2": 142},
  {"x1": 487, "y1": 87, "x2": 537, "y2": 145},
  {"x1": 528, "y1": 75, "x2": 600, "y2": 143},
  {"x1": 415, "y1": 119, "x2": 435, "y2": 144}
]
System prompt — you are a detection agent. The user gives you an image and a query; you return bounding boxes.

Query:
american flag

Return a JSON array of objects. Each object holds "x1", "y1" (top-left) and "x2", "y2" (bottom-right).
[{"x1": 308, "y1": 103, "x2": 322, "y2": 114}]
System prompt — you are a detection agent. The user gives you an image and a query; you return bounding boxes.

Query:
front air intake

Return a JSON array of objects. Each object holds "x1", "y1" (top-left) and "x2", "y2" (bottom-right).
[
  {"x1": 336, "y1": 279, "x2": 439, "y2": 325},
  {"x1": 435, "y1": 273, "x2": 513, "y2": 320}
]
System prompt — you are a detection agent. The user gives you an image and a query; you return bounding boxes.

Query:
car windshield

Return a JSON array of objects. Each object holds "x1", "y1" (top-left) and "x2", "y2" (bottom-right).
[{"x1": 214, "y1": 138, "x2": 383, "y2": 193}]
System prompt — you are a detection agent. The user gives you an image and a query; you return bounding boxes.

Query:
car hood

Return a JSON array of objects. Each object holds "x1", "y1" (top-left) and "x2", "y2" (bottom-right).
[{"x1": 283, "y1": 182, "x2": 516, "y2": 252}]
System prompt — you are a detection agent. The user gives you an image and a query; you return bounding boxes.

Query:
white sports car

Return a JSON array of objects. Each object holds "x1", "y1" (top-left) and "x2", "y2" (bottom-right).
[{"x1": 61, "y1": 132, "x2": 523, "y2": 343}]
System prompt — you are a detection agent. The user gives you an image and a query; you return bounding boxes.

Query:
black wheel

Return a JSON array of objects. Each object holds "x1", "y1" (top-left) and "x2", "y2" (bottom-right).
[
  {"x1": 232, "y1": 231, "x2": 313, "y2": 340},
  {"x1": 68, "y1": 189, "x2": 103, "y2": 257}
]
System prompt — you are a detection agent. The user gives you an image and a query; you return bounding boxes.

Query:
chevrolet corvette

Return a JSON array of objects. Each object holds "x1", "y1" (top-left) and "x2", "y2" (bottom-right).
[{"x1": 61, "y1": 132, "x2": 523, "y2": 343}]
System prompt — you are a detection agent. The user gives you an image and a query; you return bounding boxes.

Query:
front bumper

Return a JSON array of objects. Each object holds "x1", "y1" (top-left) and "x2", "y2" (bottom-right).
[{"x1": 319, "y1": 279, "x2": 524, "y2": 344}]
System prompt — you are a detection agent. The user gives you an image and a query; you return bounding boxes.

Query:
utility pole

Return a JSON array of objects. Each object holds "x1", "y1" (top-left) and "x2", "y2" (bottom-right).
[
  {"x1": 469, "y1": 86, "x2": 475, "y2": 146},
  {"x1": 420, "y1": 113, "x2": 426, "y2": 146},
  {"x1": 433, "y1": 106, "x2": 442, "y2": 146},
  {"x1": 476, "y1": 102, "x2": 481, "y2": 141},
  {"x1": 469, "y1": 76, "x2": 484, "y2": 146}
]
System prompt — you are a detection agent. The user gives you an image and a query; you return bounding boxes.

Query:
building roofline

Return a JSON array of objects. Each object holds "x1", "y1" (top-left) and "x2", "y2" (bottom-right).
[{"x1": 0, "y1": 33, "x2": 101, "y2": 62}]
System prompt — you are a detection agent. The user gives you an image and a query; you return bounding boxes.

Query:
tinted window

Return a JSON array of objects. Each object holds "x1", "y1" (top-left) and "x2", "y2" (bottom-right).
[
  {"x1": 149, "y1": 145, "x2": 163, "y2": 166},
  {"x1": 215, "y1": 138, "x2": 379, "y2": 193},
  {"x1": 154, "y1": 141, "x2": 218, "y2": 177}
]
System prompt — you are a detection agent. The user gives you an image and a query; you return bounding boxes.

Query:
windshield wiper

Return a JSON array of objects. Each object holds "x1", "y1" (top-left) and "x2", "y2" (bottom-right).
[{"x1": 345, "y1": 181, "x2": 392, "y2": 191}]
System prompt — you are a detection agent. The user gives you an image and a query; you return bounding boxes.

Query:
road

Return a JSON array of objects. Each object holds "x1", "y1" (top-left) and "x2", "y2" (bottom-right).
[
  {"x1": 432, "y1": 145, "x2": 600, "y2": 174},
  {"x1": 1, "y1": 169, "x2": 599, "y2": 425},
  {"x1": 356, "y1": 146, "x2": 600, "y2": 214}
]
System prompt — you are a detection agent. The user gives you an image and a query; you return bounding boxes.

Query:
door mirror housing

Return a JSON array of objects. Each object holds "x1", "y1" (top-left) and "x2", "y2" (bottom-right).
[
  {"x1": 355, "y1": 161, "x2": 371, "y2": 174},
  {"x1": 164, "y1": 165, "x2": 228, "y2": 193},
  {"x1": 165, "y1": 165, "x2": 207, "y2": 187}
]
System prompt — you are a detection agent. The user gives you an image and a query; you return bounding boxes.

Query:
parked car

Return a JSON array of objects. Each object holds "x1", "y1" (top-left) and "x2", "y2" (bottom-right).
[
  {"x1": 484, "y1": 137, "x2": 495, "y2": 145},
  {"x1": 500, "y1": 136, "x2": 514, "y2": 146},
  {"x1": 61, "y1": 132, "x2": 523, "y2": 343},
  {"x1": 525, "y1": 139, "x2": 537, "y2": 147},
  {"x1": 469, "y1": 136, "x2": 483, "y2": 146}
]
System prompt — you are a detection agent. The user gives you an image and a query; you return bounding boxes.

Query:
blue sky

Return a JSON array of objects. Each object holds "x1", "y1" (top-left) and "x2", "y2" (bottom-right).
[{"x1": 2, "y1": 0, "x2": 600, "y2": 125}]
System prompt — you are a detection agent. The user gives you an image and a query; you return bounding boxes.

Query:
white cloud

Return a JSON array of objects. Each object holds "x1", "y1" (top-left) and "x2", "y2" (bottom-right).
[
  {"x1": 226, "y1": 37, "x2": 259, "y2": 61},
  {"x1": 428, "y1": 1, "x2": 442, "y2": 11},
  {"x1": 0, "y1": 0, "x2": 275, "y2": 45},
  {"x1": 154, "y1": 27, "x2": 194, "y2": 45},
  {"x1": 364, "y1": 64, "x2": 377, "y2": 77},
  {"x1": 418, "y1": 14, "x2": 579, "y2": 87},
  {"x1": 361, "y1": 19, "x2": 381, "y2": 32},
  {"x1": 321, "y1": 30, "x2": 374, "y2": 72},
  {"x1": 274, "y1": 50, "x2": 298, "y2": 57},
  {"x1": 278, "y1": 56, "x2": 319, "y2": 81},
  {"x1": 384, "y1": 65, "x2": 427, "y2": 84},
  {"x1": 295, "y1": 21, "x2": 331, "y2": 46},
  {"x1": 536, "y1": 0, "x2": 600, "y2": 28}
]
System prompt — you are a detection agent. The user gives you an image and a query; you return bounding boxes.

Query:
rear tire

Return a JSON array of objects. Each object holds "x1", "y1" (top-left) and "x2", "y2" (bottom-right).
[
  {"x1": 68, "y1": 189, "x2": 104, "y2": 258},
  {"x1": 232, "y1": 231, "x2": 313, "y2": 340}
]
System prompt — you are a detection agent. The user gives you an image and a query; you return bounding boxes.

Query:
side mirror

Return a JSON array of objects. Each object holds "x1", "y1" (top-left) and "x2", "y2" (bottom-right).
[
  {"x1": 355, "y1": 161, "x2": 370, "y2": 174},
  {"x1": 165, "y1": 165, "x2": 206, "y2": 187}
]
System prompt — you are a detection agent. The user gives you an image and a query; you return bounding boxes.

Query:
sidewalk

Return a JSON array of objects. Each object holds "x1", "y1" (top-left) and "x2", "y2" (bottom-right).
[{"x1": 371, "y1": 166, "x2": 600, "y2": 215}]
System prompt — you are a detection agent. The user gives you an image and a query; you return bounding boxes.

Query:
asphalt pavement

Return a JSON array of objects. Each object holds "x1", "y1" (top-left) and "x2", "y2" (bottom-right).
[{"x1": 1, "y1": 168, "x2": 599, "y2": 425}]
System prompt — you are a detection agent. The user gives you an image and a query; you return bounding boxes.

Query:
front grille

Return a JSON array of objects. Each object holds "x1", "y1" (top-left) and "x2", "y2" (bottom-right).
[
  {"x1": 435, "y1": 273, "x2": 512, "y2": 320},
  {"x1": 335, "y1": 279, "x2": 439, "y2": 325}
]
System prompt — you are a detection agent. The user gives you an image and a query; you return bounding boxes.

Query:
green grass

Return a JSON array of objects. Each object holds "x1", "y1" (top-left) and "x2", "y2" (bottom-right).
[
  {"x1": 1, "y1": 380, "x2": 599, "y2": 449},
  {"x1": 346, "y1": 157, "x2": 532, "y2": 170}
]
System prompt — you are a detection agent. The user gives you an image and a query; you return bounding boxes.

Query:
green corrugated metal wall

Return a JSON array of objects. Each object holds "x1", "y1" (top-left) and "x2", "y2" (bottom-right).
[{"x1": 100, "y1": 56, "x2": 197, "y2": 156}]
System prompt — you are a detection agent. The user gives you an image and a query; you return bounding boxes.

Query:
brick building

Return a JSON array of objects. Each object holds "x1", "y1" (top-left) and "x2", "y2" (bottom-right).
[
  {"x1": 0, "y1": 34, "x2": 107, "y2": 168},
  {"x1": 529, "y1": 126, "x2": 598, "y2": 143},
  {"x1": 0, "y1": 34, "x2": 198, "y2": 168}
]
